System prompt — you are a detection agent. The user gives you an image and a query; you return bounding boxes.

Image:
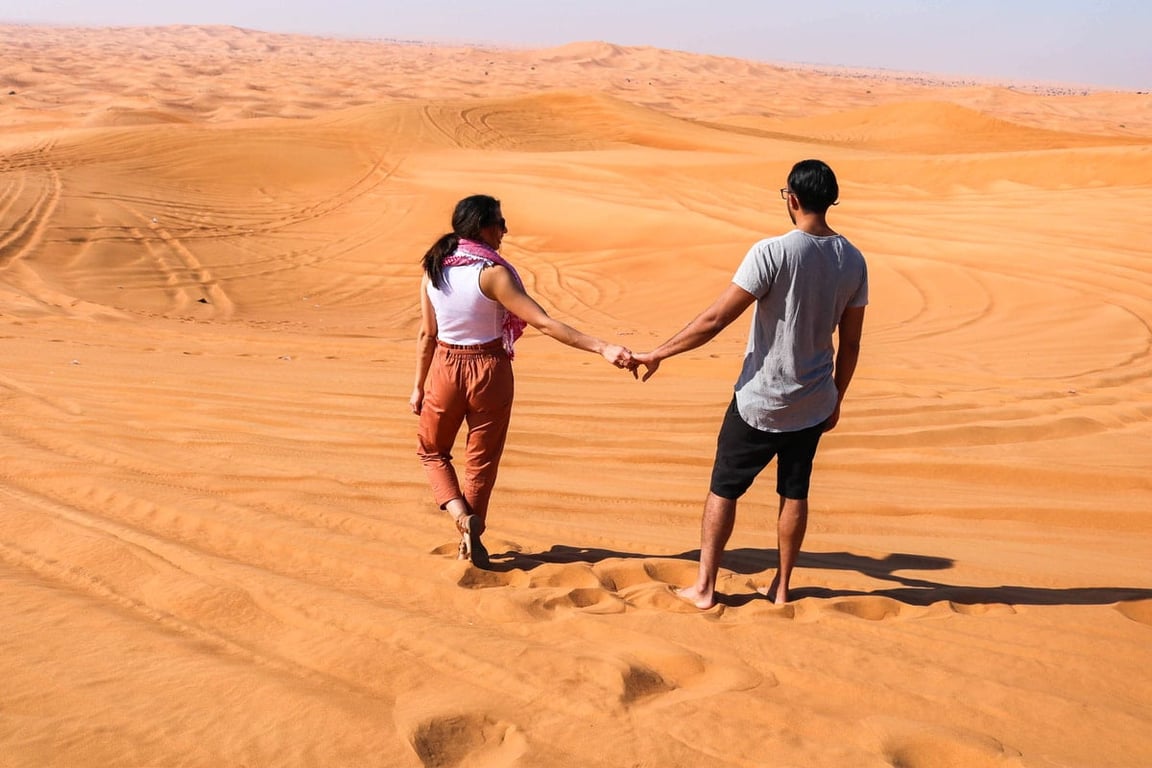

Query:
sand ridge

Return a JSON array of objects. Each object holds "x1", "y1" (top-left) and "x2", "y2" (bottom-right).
[{"x1": 1, "y1": 22, "x2": 1151, "y2": 768}]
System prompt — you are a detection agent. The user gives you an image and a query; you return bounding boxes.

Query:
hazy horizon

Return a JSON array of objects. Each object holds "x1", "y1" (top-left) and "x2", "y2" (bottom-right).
[{"x1": 5, "y1": 0, "x2": 1151, "y2": 91}]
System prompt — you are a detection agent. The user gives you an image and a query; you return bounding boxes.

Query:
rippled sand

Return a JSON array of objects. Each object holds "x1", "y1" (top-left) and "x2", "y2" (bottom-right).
[{"x1": 2, "y1": 24, "x2": 1151, "y2": 768}]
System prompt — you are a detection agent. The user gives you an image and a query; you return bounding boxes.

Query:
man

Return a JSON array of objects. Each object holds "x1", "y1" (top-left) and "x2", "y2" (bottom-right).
[{"x1": 631, "y1": 159, "x2": 868, "y2": 608}]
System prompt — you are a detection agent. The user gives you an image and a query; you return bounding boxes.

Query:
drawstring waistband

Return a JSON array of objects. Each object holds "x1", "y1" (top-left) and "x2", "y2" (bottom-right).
[{"x1": 437, "y1": 339, "x2": 505, "y2": 355}]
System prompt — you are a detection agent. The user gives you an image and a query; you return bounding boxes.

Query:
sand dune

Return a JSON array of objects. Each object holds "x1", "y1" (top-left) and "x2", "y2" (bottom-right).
[
  {"x1": 723, "y1": 100, "x2": 1148, "y2": 153},
  {"x1": 315, "y1": 91, "x2": 772, "y2": 153},
  {"x1": 1, "y1": 23, "x2": 1151, "y2": 768}
]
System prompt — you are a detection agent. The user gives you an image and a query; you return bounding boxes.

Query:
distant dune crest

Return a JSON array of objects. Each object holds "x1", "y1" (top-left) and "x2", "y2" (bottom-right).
[
  {"x1": 540, "y1": 40, "x2": 630, "y2": 62},
  {"x1": 3, "y1": 23, "x2": 1148, "y2": 135}
]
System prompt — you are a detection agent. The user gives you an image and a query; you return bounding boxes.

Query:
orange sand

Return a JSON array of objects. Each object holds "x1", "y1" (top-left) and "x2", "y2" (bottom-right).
[{"x1": 2, "y1": 24, "x2": 1150, "y2": 768}]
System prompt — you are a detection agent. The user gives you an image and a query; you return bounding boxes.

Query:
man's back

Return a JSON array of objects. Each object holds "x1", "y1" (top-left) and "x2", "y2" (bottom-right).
[{"x1": 731, "y1": 229, "x2": 868, "y2": 432}]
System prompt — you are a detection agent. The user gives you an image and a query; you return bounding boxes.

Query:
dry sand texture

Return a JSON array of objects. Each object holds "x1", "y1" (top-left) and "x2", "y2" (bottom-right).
[{"x1": 2, "y1": 23, "x2": 1151, "y2": 768}]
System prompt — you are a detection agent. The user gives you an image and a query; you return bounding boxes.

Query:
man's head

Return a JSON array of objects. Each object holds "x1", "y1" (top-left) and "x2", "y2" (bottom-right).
[{"x1": 784, "y1": 159, "x2": 839, "y2": 218}]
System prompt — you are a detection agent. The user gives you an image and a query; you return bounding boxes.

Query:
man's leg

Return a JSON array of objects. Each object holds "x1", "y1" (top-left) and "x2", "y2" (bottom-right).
[
  {"x1": 677, "y1": 492, "x2": 737, "y2": 609},
  {"x1": 681, "y1": 397, "x2": 768, "y2": 609},
  {"x1": 765, "y1": 422, "x2": 820, "y2": 604},
  {"x1": 771, "y1": 495, "x2": 808, "y2": 604}
]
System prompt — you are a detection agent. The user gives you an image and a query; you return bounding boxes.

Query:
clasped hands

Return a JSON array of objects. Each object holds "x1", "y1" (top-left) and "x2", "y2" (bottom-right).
[{"x1": 601, "y1": 344, "x2": 660, "y2": 382}]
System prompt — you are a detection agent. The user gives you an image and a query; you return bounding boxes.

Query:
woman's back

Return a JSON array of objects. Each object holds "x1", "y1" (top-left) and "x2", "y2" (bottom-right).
[{"x1": 427, "y1": 263, "x2": 504, "y2": 345}]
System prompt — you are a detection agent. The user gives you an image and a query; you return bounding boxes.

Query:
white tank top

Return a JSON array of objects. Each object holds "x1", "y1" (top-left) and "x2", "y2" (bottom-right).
[{"x1": 427, "y1": 263, "x2": 505, "y2": 345}]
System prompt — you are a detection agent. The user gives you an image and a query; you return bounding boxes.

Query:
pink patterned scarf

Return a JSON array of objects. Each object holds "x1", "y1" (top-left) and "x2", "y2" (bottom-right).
[{"x1": 442, "y1": 238, "x2": 528, "y2": 359}]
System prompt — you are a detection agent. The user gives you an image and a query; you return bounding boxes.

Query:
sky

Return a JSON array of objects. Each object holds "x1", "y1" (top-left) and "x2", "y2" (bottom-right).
[{"x1": 5, "y1": 0, "x2": 1151, "y2": 91}]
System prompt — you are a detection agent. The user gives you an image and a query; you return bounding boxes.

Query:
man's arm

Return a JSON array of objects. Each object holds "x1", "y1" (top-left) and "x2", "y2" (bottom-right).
[
  {"x1": 823, "y1": 304, "x2": 865, "y2": 432},
  {"x1": 632, "y1": 283, "x2": 756, "y2": 381}
]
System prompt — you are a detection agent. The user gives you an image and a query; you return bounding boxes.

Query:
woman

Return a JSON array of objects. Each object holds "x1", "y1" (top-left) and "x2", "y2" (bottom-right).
[{"x1": 411, "y1": 194, "x2": 631, "y2": 567}]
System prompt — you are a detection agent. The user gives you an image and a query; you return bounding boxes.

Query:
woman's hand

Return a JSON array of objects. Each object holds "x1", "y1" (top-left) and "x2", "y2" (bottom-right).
[
  {"x1": 409, "y1": 386, "x2": 425, "y2": 415},
  {"x1": 601, "y1": 343, "x2": 633, "y2": 369}
]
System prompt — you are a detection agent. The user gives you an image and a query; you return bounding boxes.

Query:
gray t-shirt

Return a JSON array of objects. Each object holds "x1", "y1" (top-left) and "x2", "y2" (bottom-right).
[{"x1": 731, "y1": 229, "x2": 868, "y2": 432}]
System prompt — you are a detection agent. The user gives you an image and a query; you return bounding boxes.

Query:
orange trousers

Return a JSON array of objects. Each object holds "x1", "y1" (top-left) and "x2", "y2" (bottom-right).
[{"x1": 417, "y1": 340, "x2": 514, "y2": 527}]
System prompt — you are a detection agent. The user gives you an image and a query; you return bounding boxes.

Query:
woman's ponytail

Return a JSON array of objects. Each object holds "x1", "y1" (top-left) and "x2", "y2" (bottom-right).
[
  {"x1": 422, "y1": 194, "x2": 501, "y2": 289},
  {"x1": 423, "y1": 233, "x2": 459, "y2": 290}
]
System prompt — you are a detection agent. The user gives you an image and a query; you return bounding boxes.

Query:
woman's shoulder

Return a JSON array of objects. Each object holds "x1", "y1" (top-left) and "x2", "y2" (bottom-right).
[
  {"x1": 477, "y1": 261, "x2": 517, "y2": 299},
  {"x1": 478, "y1": 261, "x2": 510, "y2": 277}
]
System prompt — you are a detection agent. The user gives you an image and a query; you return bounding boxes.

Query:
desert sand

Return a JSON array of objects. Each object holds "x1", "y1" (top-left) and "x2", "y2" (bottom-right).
[{"x1": 1, "y1": 23, "x2": 1150, "y2": 768}]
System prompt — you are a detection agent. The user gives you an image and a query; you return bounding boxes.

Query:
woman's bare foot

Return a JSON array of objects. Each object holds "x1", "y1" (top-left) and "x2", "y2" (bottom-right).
[{"x1": 675, "y1": 585, "x2": 717, "y2": 610}]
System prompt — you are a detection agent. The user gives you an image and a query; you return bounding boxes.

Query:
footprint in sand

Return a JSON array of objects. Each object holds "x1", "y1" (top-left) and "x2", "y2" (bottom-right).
[
  {"x1": 585, "y1": 657, "x2": 677, "y2": 708},
  {"x1": 868, "y1": 717, "x2": 1025, "y2": 768},
  {"x1": 406, "y1": 712, "x2": 527, "y2": 768},
  {"x1": 441, "y1": 547, "x2": 1027, "y2": 624},
  {"x1": 441, "y1": 550, "x2": 706, "y2": 615},
  {"x1": 535, "y1": 587, "x2": 627, "y2": 615},
  {"x1": 820, "y1": 596, "x2": 1017, "y2": 622},
  {"x1": 823, "y1": 596, "x2": 914, "y2": 621},
  {"x1": 616, "y1": 644, "x2": 767, "y2": 710},
  {"x1": 445, "y1": 554, "x2": 629, "y2": 615}
]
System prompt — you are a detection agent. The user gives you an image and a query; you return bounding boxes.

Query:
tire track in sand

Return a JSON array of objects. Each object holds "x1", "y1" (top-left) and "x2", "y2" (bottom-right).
[
  {"x1": 113, "y1": 200, "x2": 236, "y2": 318},
  {"x1": 0, "y1": 165, "x2": 59, "y2": 271}
]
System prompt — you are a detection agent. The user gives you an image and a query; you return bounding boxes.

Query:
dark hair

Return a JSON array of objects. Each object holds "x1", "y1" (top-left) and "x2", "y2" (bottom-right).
[
  {"x1": 423, "y1": 194, "x2": 503, "y2": 289},
  {"x1": 787, "y1": 159, "x2": 839, "y2": 214}
]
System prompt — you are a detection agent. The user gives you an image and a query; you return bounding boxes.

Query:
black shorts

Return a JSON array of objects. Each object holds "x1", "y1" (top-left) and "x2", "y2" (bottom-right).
[{"x1": 709, "y1": 397, "x2": 824, "y2": 500}]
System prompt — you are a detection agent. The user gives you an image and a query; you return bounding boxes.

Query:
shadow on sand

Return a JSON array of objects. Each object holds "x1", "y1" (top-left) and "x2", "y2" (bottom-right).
[{"x1": 487, "y1": 544, "x2": 1152, "y2": 609}]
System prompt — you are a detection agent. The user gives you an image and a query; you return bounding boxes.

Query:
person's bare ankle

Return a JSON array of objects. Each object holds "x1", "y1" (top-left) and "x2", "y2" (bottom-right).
[
  {"x1": 445, "y1": 498, "x2": 468, "y2": 520},
  {"x1": 755, "y1": 576, "x2": 790, "y2": 605},
  {"x1": 675, "y1": 585, "x2": 716, "y2": 610}
]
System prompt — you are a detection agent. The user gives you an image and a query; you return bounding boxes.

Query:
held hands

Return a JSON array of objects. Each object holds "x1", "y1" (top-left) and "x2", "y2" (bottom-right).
[
  {"x1": 601, "y1": 343, "x2": 633, "y2": 369},
  {"x1": 600, "y1": 343, "x2": 660, "y2": 382}
]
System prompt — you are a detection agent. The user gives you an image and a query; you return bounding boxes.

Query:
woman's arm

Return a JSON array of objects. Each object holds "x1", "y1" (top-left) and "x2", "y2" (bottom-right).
[
  {"x1": 481, "y1": 265, "x2": 631, "y2": 366},
  {"x1": 410, "y1": 275, "x2": 438, "y2": 414}
]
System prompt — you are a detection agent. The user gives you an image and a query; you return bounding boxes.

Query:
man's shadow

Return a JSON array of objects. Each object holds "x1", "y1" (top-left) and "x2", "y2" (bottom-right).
[{"x1": 488, "y1": 544, "x2": 1152, "y2": 609}]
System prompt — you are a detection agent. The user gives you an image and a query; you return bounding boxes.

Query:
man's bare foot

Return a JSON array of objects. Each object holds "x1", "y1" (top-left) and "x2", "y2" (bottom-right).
[
  {"x1": 675, "y1": 585, "x2": 717, "y2": 610},
  {"x1": 756, "y1": 578, "x2": 789, "y2": 605}
]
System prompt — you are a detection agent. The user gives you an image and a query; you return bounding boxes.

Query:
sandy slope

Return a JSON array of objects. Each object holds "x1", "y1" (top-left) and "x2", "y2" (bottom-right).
[{"x1": 1, "y1": 24, "x2": 1150, "y2": 768}]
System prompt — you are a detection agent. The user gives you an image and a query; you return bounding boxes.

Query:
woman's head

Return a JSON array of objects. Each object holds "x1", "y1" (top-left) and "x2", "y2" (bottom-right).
[
  {"x1": 451, "y1": 195, "x2": 505, "y2": 247},
  {"x1": 423, "y1": 194, "x2": 507, "y2": 288}
]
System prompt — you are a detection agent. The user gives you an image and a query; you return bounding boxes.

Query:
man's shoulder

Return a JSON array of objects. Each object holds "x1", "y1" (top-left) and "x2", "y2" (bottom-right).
[
  {"x1": 743, "y1": 231, "x2": 796, "y2": 259},
  {"x1": 839, "y1": 236, "x2": 867, "y2": 266},
  {"x1": 760, "y1": 230, "x2": 802, "y2": 247},
  {"x1": 757, "y1": 228, "x2": 831, "y2": 249},
  {"x1": 834, "y1": 232, "x2": 864, "y2": 252}
]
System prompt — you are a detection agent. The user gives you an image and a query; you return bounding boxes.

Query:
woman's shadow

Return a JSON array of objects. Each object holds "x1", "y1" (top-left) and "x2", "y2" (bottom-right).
[{"x1": 490, "y1": 544, "x2": 1152, "y2": 609}]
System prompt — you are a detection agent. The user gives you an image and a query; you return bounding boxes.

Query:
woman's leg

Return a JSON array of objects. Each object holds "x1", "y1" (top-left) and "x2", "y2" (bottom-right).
[
  {"x1": 461, "y1": 353, "x2": 514, "y2": 529},
  {"x1": 417, "y1": 349, "x2": 469, "y2": 513}
]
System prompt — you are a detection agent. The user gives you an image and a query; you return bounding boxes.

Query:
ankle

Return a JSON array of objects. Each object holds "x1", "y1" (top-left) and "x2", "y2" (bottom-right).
[{"x1": 444, "y1": 498, "x2": 470, "y2": 521}]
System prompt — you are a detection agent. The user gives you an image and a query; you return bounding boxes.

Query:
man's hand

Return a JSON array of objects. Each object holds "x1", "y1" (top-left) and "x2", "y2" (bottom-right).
[
  {"x1": 822, "y1": 402, "x2": 842, "y2": 432},
  {"x1": 629, "y1": 351, "x2": 661, "y2": 382},
  {"x1": 409, "y1": 386, "x2": 424, "y2": 415}
]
